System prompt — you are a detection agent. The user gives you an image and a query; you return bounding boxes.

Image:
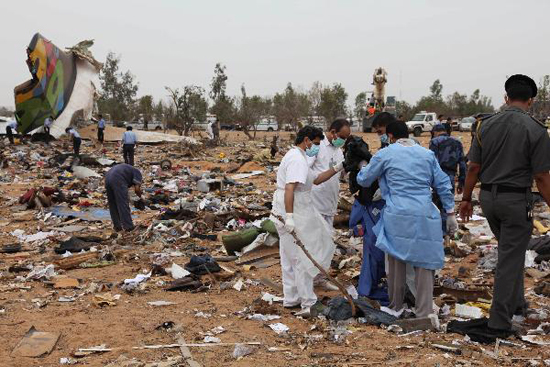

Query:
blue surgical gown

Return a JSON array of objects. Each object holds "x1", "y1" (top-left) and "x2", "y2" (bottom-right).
[{"x1": 356, "y1": 143, "x2": 453, "y2": 270}]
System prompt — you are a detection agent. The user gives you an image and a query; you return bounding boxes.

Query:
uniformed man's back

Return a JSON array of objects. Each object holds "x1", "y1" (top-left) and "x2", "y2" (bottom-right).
[{"x1": 471, "y1": 107, "x2": 549, "y2": 188}]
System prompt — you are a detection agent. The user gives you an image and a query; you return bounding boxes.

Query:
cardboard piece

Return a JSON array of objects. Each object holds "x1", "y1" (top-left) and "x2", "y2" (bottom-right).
[{"x1": 11, "y1": 326, "x2": 60, "y2": 357}]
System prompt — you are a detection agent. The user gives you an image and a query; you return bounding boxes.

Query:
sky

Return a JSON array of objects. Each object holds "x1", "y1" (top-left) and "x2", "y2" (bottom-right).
[{"x1": 1, "y1": 0, "x2": 549, "y2": 110}]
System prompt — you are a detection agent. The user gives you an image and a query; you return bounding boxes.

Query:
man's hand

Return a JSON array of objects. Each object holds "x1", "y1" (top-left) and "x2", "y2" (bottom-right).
[
  {"x1": 459, "y1": 201, "x2": 473, "y2": 222},
  {"x1": 284, "y1": 213, "x2": 295, "y2": 233},
  {"x1": 372, "y1": 188, "x2": 382, "y2": 202},
  {"x1": 332, "y1": 161, "x2": 344, "y2": 172},
  {"x1": 446, "y1": 214, "x2": 458, "y2": 236}
]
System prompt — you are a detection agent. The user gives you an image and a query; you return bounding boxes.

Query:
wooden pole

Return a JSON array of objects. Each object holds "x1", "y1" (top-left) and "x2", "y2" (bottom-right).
[{"x1": 272, "y1": 213, "x2": 356, "y2": 317}]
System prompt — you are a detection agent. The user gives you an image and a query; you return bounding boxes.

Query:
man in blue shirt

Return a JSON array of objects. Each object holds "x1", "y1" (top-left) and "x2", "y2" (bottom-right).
[
  {"x1": 122, "y1": 126, "x2": 137, "y2": 166},
  {"x1": 97, "y1": 114, "x2": 105, "y2": 143}
]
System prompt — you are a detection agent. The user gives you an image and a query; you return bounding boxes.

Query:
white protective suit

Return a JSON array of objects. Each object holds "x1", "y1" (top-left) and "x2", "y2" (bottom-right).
[
  {"x1": 309, "y1": 136, "x2": 344, "y2": 228},
  {"x1": 271, "y1": 147, "x2": 336, "y2": 309}
]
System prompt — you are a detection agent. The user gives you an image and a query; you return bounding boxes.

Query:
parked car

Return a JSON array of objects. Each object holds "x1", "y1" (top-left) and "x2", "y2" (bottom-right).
[
  {"x1": 458, "y1": 116, "x2": 476, "y2": 132},
  {"x1": 405, "y1": 112, "x2": 438, "y2": 137},
  {"x1": 255, "y1": 117, "x2": 278, "y2": 131}
]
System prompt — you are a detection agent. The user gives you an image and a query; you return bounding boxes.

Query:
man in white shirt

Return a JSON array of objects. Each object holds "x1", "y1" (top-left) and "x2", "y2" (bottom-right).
[
  {"x1": 310, "y1": 119, "x2": 351, "y2": 228},
  {"x1": 43, "y1": 115, "x2": 53, "y2": 135},
  {"x1": 6, "y1": 120, "x2": 18, "y2": 144},
  {"x1": 309, "y1": 119, "x2": 351, "y2": 290},
  {"x1": 65, "y1": 127, "x2": 81, "y2": 157},
  {"x1": 122, "y1": 126, "x2": 138, "y2": 166}
]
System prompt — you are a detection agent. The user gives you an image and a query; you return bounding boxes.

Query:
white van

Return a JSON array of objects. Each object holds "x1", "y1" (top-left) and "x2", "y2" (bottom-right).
[{"x1": 255, "y1": 116, "x2": 278, "y2": 131}]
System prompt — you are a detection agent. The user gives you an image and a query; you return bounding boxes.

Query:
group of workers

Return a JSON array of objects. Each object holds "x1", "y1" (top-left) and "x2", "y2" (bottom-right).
[{"x1": 272, "y1": 74, "x2": 550, "y2": 340}]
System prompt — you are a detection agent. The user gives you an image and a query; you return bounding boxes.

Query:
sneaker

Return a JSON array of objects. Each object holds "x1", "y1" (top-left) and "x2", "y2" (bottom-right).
[
  {"x1": 283, "y1": 302, "x2": 300, "y2": 309},
  {"x1": 294, "y1": 308, "x2": 311, "y2": 318}
]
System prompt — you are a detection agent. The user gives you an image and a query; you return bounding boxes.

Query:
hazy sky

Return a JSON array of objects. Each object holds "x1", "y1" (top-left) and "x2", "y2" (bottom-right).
[{"x1": 2, "y1": 0, "x2": 549, "y2": 110}]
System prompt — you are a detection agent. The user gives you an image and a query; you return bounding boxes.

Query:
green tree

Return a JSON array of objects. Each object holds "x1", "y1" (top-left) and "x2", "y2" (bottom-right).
[
  {"x1": 395, "y1": 100, "x2": 414, "y2": 121},
  {"x1": 165, "y1": 86, "x2": 208, "y2": 136},
  {"x1": 354, "y1": 92, "x2": 367, "y2": 121},
  {"x1": 154, "y1": 100, "x2": 165, "y2": 130},
  {"x1": 273, "y1": 83, "x2": 311, "y2": 132},
  {"x1": 532, "y1": 75, "x2": 550, "y2": 119},
  {"x1": 97, "y1": 52, "x2": 139, "y2": 121},
  {"x1": 430, "y1": 79, "x2": 443, "y2": 100},
  {"x1": 209, "y1": 63, "x2": 235, "y2": 127},
  {"x1": 318, "y1": 83, "x2": 348, "y2": 126},
  {"x1": 137, "y1": 95, "x2": 154, "y2": 130},
  {"x1": 237, "y1": 85, "x2": 272, "y2": 139}
]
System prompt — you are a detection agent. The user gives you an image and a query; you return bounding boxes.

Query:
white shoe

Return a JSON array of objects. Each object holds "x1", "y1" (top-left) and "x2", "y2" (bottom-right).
[
  {"x1": 316, "y1": 280, "x2": 339, "y2": 291},
  {"x1": 294, "y1": 308, "x2": 311, "y2": 318}
]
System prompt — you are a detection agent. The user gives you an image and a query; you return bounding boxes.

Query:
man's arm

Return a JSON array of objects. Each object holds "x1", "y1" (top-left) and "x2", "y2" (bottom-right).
[
  {"x1": 134, "y1": 184, "x2": 142, "y2": 198},
  {"x1": 457, "y1": 142, "x2": 467, "y2": 193},
  {"x1": 431, "y1": 155, "x2": 454, "y2": 212},
  {"x1": 535, "y1": 172, "x2": 550, "y2": 206},
  {"x1": 459, "y1": 162, "x2": 481, "y2": 222},
  {"x1": 356, "y1": 153, "x2": 383, "y2": 188},
  {"x1": 284, "y1": 183, "x2": 297, "y2": 213}
]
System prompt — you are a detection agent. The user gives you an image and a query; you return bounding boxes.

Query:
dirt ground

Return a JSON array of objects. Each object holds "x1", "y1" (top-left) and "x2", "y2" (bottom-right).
[{"x1": 0, "y1": 128, "x2": 548, "y2": 367}]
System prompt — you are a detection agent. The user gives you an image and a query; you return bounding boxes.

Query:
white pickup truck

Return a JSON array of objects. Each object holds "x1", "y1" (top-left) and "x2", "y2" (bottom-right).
[{"x1": 405, "y1": 112, "x2": 438, "y2": 137}]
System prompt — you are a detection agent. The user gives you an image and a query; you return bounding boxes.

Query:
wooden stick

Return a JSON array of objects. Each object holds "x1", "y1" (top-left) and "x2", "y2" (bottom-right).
[
  {"x1": 176, "y1": 334, "x2": 201, "y2": 367},
  {"x1": 272, "y1": 213, "x2": 356, "y2": 316},
  {"x1": 133, "y1": 342, "x2": 261, "y2": 350}
]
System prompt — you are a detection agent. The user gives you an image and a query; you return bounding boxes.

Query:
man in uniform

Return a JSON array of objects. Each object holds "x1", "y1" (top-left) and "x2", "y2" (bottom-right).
[
  {"x1": 460, "y1": 74, "x2": 550, "y2": 336},
  {"x1": 105, "y1": 163, "x2": 143, "y2": 232},
  {"x1": 122, "y1": 126, "x2": 138, "y2": 166},
  {"x1": 309, "y1": 118, "x2": 350, "y2": 290},
  {"x1": 430, "y1": 124, "x2": 466, "y2": 231},
  {"x1": 97, "y1": 114, "x2": 106, "y2": 143}
]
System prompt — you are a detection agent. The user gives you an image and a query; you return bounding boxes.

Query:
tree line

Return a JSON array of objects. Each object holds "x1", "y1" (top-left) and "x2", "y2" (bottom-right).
[{"x1": 97, "y1": 52, "x2": 550, "y2": 137}]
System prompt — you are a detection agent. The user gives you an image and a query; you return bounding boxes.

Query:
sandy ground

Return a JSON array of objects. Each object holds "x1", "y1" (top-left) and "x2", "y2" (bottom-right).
[{"x1": 0, "y1": 128, "x2": 547, "y2": 367}]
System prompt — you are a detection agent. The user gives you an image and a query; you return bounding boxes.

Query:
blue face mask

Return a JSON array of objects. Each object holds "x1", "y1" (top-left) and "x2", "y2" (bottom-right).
[
  {"x1": 305, "y1": 144, "x2": 320, "y2": 157},
  {"x1": 380, "y1": 134, "x2": 389, "y2": 144},
  {"x1": 332, "y1": 137, "x2": 345, "y2": 148}
]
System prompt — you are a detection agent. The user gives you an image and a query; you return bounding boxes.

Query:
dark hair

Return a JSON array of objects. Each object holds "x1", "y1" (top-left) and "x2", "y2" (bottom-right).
[
  {"x1": 507, "y1": 81, "x2": 534, "y2": 102},
  {"x1": 65, "y1": 127, "x2": 71, "y2": 133},
  {"x1": 446, "y1": 117, "x2": 452, "y2": 121},
  {"x1": 438, "y1": 114, "x2": 444, "y2": 120},
  {"x1": 98, "y1": 114, "x2": 103, "y2": 118},
  {"x1": 329, "y1": 118, "x2": 350, "y2": 132},
  {"x1": 295, "y1": 126, "x2": 324, "y2": 145},
  {"x1": 386, "y1": 121, "x2": 408, "y2": 140},
  {"x1": 372, "y1": 112, "x2": 396, "y2": 127},
  {"x1": 127, "y1": 126, "x2": 133, "y2": 131}
]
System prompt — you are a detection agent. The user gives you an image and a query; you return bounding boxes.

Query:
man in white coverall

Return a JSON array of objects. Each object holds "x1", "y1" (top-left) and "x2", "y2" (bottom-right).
[
  {"x1": 309, "y1": 118, "x2": 351, "y2": 290},
  {"x1": 271, "y1": 126, "x2": 345, "y2": 318}
]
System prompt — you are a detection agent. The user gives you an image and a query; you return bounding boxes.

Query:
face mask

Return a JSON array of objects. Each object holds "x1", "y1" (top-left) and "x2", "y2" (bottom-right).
[
  {"x1": 380, "y1": 134, "x2": 389, "y2": 144},
  {"x1": 332, "y1": 137, "x2": 345, "y2": 148},
  {"x1": 305, "y1": 144, "x2": 320, "y2": 157}
]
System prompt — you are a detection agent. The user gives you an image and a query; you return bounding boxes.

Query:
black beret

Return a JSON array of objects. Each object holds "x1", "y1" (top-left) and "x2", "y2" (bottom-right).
[{"x1": 505, "y1": 74, "x2": 537, "y2": 98}]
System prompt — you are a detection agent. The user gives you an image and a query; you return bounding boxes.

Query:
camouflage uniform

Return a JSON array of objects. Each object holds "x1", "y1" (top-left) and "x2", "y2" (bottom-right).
[
  {"x1": 430, "y1": 134, "x2": 466, "y2": 232},
  {"x1": 429, "y1": 135, "x2": 466, "y2": 192}
]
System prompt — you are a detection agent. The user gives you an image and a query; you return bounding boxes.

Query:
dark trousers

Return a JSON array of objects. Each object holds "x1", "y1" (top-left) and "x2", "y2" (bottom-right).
[
  {"x1": 6, "y1": 127, "x2": 14, "y2": 144},
  {"x1": 106, "y1": 180, "x2": 133, "y2": 231},
  {"x1": 98, "y1": 128, "x2": 104, "y2": 143},
  {"x1": 479, "y1": 188, "x2": 532, "y2": 330},
  {"x1": 123, "y1": 144, "x2": 135, "y2": 166},
  {"x1": 73, "y1": 137, "x2": 81, "y2": 157}
]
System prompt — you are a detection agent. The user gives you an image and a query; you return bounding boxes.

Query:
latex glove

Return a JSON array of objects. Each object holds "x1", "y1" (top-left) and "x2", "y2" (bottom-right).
[
  {"x1": 284, "y1": 213, "x2": 295, "y2": 233},
  {"x1": 446, "y1": 214, "x2": 458, "y2": 236},
  {"x1": 372, "y1": 188, "x2": 382, "y2": 202},
  {"x1": 333, "y1": 161, "x2": 344, "y2": 172}
]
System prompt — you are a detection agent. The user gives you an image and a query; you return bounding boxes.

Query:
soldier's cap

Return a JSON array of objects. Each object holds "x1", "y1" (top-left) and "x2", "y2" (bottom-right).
[
  {"x1": 432, "y1": 124, "x2": 446, "y2": 132},
  {"x1": 505, "y1": 74, "x2": 537, "y2": 98}
]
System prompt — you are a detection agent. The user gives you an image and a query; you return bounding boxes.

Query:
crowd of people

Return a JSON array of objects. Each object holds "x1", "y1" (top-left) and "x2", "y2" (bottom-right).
[
  {"x1": 3, "y1": 73, "x2": 548, "y2": 341},
  {"x1": 272, "y1": 74, "x2": 550, "y2": 340}
]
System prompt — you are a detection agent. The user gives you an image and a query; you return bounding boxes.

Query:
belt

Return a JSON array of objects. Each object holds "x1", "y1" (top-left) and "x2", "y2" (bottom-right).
[{"x1": 480, "y1": 184, "x2": 530, "y2": 193}]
